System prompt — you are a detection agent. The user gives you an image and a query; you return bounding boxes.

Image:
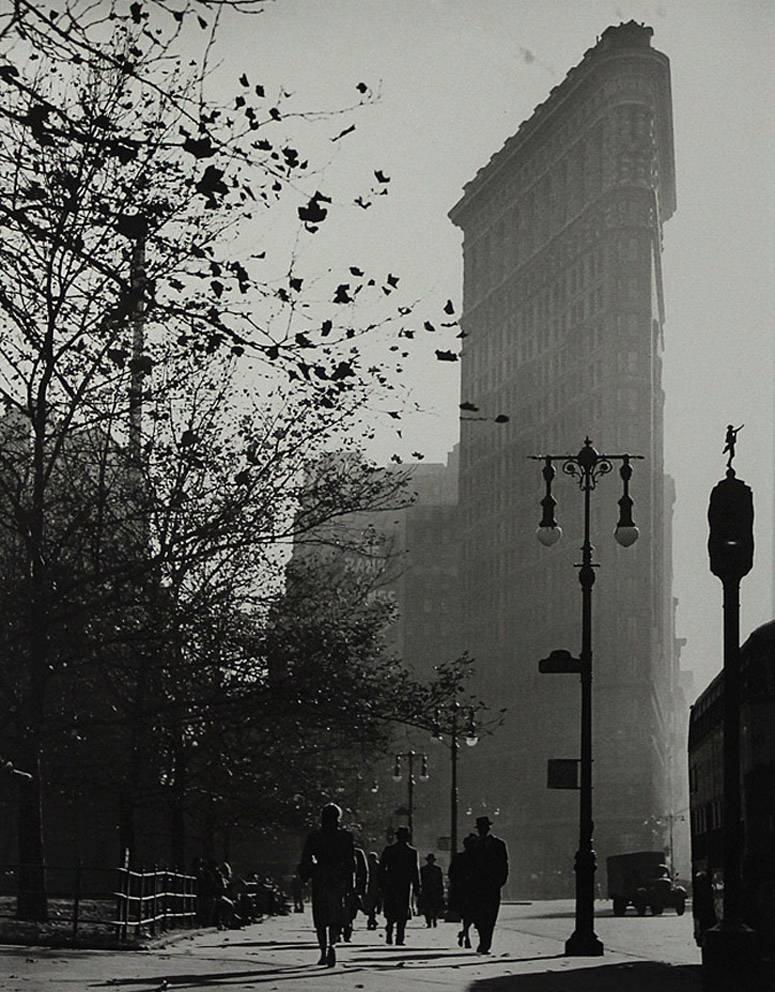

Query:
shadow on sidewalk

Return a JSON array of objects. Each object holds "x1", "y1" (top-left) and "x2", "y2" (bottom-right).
[
  {"x1": 202, "y1": 939, "x2": 319, "y2": 950},
  {"x1": 469, "y1": 961, "x2": 703, "y2": 991}
]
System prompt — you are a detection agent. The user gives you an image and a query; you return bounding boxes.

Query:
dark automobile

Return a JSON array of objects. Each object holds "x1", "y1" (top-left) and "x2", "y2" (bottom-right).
[{"x1": 607, "y1": 851, "x2": 687, "y2": 917}]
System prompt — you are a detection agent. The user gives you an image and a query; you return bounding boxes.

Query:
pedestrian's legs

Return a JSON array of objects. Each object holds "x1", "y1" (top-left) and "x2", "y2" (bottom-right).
[
  {"x1": 476, "y1": 890, "x2": 500, "y2": 953},
  {"x1": 385, "y1": 920, "x2": 393, "y2": 944},
  {"x1": 325, "y1": 925, "x2": 337, "y2": 966},
  {"x1": 315, "y1": 925, "x2": 327, "y2": 965},
  {"x1": 396, "y1": 921, "x2": 406, "y2": 945},
  {"x1": 424, "y1": 912, "x2": 431, "y2": 927}
]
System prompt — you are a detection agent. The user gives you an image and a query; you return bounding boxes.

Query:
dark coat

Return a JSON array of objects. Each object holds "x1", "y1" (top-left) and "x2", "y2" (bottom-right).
[
  {"x1": 362, "y1": 854, "x2": 382, "y2": 915},
  {"x1": 447, "y1": 849, "x2": 475, "y2": 918},
  {"x1": 419, "y1": 862, "x2": 444, "y2": 914},
  {"x1": 298, "y1": 826, "x2": 355, "y2": 929},
  {"x1": 345, "y1": 846, "x2": 370, "y2": 923},
  {"x1": 379, "y1": 840, "x2": 420, "y2": 923},
  {"x1": 471, "y1": 833, "x2": 509, "y2": 893}
]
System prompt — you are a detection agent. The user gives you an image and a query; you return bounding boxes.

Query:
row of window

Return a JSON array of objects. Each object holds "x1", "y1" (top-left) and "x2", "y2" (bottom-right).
[
  {"x1": 691, "y1": 800, "x2": 723, "y2": 837},
  {"x1": 466, "y1": 129, "x2": 606, "y2": 297}
]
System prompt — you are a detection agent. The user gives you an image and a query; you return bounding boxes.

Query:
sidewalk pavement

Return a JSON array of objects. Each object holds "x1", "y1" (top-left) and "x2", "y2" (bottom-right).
[{"x1": 0, "y1": 902, "x2": 719, "y2": 992}]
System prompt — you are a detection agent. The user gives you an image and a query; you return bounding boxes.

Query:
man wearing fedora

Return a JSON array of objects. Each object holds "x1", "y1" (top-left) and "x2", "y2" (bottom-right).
[
  {"x1": 470, "y1": 815, "x2": 509, "y2": 954},
  {"x1": 419, "y1": 853, "x2": 445, "y2": 927},
  {"x1": 379, "y1": 826, "x2": 421, "y2": 946}
]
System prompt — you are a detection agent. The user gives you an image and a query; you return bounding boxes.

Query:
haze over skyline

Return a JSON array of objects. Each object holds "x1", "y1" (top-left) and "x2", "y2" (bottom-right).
[{"x1": 212, "y1": 0, "x2": 774, "y2": 693}]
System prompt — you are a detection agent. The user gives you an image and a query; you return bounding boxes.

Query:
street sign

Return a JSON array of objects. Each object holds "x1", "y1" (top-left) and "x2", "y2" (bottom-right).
[
  {"x1": 437, "y1": 836, "x2": 451, "y2": 851},
  {"x1": 547, "y1": 758, "x2": 580, "y2": 789},
  {"x1": 539, "y1": 649, "x2": 581, "y2": 673}
]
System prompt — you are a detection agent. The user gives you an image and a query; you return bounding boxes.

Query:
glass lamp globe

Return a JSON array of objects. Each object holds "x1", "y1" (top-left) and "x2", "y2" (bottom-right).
[
  {"x1": 465, "y1": 733, "x2": 479, "y2": 747},
  {"x1": 614, "y1": 525, "x2": 639, "y2": 548},
  {"x1": 537, "y1": 524, "x2": 562, "y2": 547}
]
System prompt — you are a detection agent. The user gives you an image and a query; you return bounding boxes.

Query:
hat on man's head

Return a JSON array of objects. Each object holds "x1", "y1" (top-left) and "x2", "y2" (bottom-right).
[
  {"x1": 395, "y1": 825, "x2": 410, "y2": 839},
  {"x1": 476, "y1": 815, "x2": 492, "y2": 827},
  {"x1": 321, "y1": 803, "x2": 343, "y2": 823},
  {"x1": 425, "y1": 853, "x2": 435, "y2": 862}
]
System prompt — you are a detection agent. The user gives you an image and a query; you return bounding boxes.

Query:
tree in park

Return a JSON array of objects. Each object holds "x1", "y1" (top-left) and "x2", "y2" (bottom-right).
[{"x1": 0, "y1": 2, "x2": 464, "y2": 918}]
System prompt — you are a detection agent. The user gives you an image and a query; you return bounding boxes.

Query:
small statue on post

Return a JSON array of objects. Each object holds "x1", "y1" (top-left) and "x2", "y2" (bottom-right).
[{"x1": 723, "y1": 424, "x2": 744, "y2": 472}]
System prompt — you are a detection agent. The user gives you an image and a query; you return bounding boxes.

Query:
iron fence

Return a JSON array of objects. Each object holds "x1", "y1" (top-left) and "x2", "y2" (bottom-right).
[{"x1": 0, "y1": 861, "x2": 196, "y2": 945}]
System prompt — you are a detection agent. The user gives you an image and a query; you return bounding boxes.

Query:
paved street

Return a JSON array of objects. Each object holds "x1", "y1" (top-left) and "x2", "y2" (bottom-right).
[{"x1": 0, "y1": 900, "x2": 707, "y2": 992}]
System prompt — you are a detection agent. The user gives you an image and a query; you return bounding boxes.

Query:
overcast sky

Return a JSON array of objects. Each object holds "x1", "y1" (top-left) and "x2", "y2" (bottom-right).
[{"x1": 211, "y1": 0, "x2": 774, "y2": 693}]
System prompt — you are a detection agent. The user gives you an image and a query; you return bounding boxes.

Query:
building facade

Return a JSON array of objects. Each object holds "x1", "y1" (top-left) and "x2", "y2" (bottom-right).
[{"x1": 449, "y1": 22, "x2": 682, "y2": 894}]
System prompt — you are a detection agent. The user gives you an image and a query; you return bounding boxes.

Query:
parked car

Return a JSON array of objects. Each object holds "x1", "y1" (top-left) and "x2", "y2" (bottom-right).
[{"x1": 607, "y1": 851, "x2": 687, "y2": 917}]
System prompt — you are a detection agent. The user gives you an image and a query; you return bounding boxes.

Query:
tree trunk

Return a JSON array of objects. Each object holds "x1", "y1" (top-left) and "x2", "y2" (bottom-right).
[
  {"x1": 16, "y1": 740, "x2": 47, "y2": 921},
  {"x1": 119, "y1": 790, "x2": 136, "y2": 863},
  {"x1": 170, "y1": 799, "x2": 186, "y2": 872},
  {"x1": 16, "y1": 611, "x2": 49, "y2": 921},
  {"x1": 170, "y1": 743, "x2": 187, "y2": 870}
]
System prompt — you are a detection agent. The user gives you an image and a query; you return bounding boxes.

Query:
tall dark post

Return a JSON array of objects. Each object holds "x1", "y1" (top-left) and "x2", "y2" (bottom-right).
[
  {"x1": 432, "y1": 702, "x2": 478, "y2": 859},
  {"x1": 393, "y1": 750, "x2": 428, "y2": 842},
  {"x1": 407, "y1": 752, "x2": 415, "y2": 840},
  {"x1": 568, "y1": 442, "x2": 599, "y2": 957},
  {"x1": 450, "y1": 710, "x2": 459, "y2": 859},
  {"x1": 128, "y1": 232, "x2": 146, "y2": 462},
  {"x1": 531, "y1": 438, "x2": 642, "y2": 958},
  {"x1": 703, "y1": 443, "x2": 759, "y2": 979},
  {"x1": 433, "y1": 703, "x2": 477, "y2": 923}
]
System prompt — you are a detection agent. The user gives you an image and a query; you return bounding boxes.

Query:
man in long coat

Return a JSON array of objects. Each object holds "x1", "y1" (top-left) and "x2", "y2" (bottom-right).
[
  {"x1": 379, "y1": 826, "x2": 420, "y2": 945},
  {"x1": 470, "y1": 815, "x2": 509, "y2": 954},
  {"x1": 361, "y1": 851, "x2": 382, "y2": 930},
  {"x1": 419, "y1": 853, "x2": 445, "y2": 927},
  {"x1": 298, "y1": 803, "x2": 356, "y2": 967}
]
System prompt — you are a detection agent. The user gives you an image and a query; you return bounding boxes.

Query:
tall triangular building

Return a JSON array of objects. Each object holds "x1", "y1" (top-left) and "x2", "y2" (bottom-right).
[{"x1": 449, "y1": 22, "x2": 684, "y2": 895}]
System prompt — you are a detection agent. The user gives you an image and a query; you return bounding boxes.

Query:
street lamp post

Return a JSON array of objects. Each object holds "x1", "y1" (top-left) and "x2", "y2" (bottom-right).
[
  {"x1": 530, "y1": 437, "x2": 642, "y2": 957},
  {"x1": 431, "y1": 703, "x2": 479, "y2": 861},
  {"x1": 392, "y1": 750, "x2": 428, "y2": 841},
  {"x1": 702, "y1": 433, "x2": 760, "y2": 979}
]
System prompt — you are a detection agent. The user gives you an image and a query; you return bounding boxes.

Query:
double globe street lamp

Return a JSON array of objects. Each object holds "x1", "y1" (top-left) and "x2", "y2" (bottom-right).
[
  {"x1": 385, "y1": 750, "x2": 429, "y2": 841},
  {"x1": 530, "y1": 437, "x2": 642, "y2": 957},
  {"x1": 431, "y1": 703, "x2": 479, "y2": 862}
]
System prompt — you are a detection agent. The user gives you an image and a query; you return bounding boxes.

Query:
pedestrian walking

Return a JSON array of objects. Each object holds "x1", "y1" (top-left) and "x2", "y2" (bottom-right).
[
  {"x1": 419, "y1": 853, "x2": 444, "y2": 927},
  {"x1": 470, "y1": 815, "x2": 509, "y2": 954},
  {"x1": 362, "y1": 851, "x2": 382, "y2": 930},
  {"x1": 379, "y1": 826, "x2": 420, "y2": 946},
  {"x1": 447, "y1": 833, "x2": 477, "y2": 948},
  {"x1": 343, "y1": 844, "x2": 369, "y2": 941},
  {"x1": 298, "y1": 802, "x2": 356, "y2": 967},
  {"x1": 291, "y1": 873, "x2": 305, "y2": 913}
]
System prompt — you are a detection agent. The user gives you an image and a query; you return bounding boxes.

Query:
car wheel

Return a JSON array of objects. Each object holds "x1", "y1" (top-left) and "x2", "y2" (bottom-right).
[
  {"x1": 675, "y1": 898, "x2": 686, "y2": 916},
  {"x1": 651, "y1": 905, "x2": 664, "y2": 916},
  {"x1": 612, "y1": 898, "x2": 626, "y2": 916},
  {"x1": 635, "y1": 901, "x2": 647, "y2": 916}
]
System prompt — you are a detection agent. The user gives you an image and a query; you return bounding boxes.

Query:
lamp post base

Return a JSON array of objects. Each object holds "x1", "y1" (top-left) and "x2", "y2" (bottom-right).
[
  {"x1": 702, "y1": 921, "x2": 761, "y2": 986},
  {"x1": 565, "y1": 930, "x2": 604, "y2": 957}
]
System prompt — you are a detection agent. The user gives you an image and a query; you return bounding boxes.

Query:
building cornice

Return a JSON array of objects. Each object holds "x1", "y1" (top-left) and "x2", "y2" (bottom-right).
[{"x1": 449, "y1": 22, "x2": 676, "y2": 230}]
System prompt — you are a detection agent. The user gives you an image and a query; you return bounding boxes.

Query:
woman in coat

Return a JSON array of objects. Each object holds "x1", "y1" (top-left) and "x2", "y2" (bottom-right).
[{"x1": 298, "y1": 803, "x2": 355, "y2": 966}]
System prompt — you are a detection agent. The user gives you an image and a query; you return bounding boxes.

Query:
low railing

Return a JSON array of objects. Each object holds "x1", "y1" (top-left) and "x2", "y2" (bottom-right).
[
  {"x1": 0, "y1": 862, "x2": 286, "y2": 946},
  {"x1": 0, "y1": 861, "x2": 195, "y2": 945},
  {"x1": 114, "y1": 865, "x2": 197, "y2": 940}
]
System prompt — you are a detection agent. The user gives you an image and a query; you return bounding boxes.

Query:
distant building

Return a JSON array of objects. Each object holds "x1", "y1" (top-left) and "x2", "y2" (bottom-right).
[
  {"x1": 288, "y1": 450, "x2": 463, "y2": 854},
  {"x1": 448, "y1": 22, "x2": 684, "y2": 894}
]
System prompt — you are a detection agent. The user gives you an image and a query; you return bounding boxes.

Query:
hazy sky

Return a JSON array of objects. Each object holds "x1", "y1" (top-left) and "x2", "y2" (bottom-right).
[{"x1": 212, "y1": 0, "x2": 774, "y2": 693}]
